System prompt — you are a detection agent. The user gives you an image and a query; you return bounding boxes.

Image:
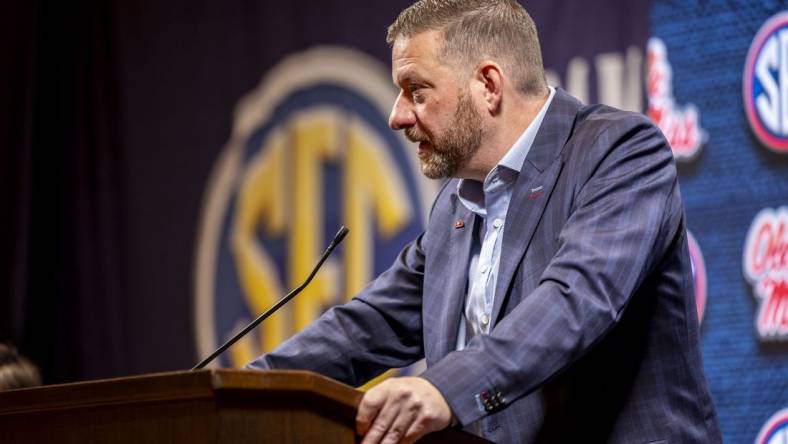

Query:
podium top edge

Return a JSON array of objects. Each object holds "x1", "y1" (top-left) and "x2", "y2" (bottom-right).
[{"x1": 0, "y1": 369, "x2": 363, "y2": 415}]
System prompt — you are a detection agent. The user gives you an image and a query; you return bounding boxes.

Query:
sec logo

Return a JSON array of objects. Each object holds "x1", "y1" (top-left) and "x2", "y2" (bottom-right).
[
  {"x1": 756, "y1": 409, "x2": 788, "y2": 444},
  {"x1": 744, "y1": 12, "x2": 788, "y2": 153},
  {"x1": 193, "y1": 47, "x2": 438, "y2": 368}
]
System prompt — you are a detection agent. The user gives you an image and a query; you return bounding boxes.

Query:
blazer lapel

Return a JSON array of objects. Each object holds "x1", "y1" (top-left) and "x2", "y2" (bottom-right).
[
  {"x1": 431, "y1": 198, "x2": 477, "y2": 361},
  {"x1": 491, "y1": 89, "x2": 581, "y2": 325}
]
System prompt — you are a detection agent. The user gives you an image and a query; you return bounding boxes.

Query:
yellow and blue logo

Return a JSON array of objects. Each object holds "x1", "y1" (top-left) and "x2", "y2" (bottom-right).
[{"x1": 194, "y1": 47, "x2": 438, "y2": 369}]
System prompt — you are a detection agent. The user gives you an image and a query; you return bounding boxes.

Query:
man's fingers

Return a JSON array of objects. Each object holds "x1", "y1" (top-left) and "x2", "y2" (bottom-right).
[
  {"x1": 360, "y1": 396, "x2": 400, "y2": 444},
  {"x1": 357, "y1": 377, "x2": 452, "y2": 444},
  {"x1": 356, "y1": 389, "x2": 386, "y2": 436},
  {"x1": 401, "y1": 406, "x2": 440, "y2": 444},
  {"x1": 380, "y1": 401, "x2": 419, "y2": 444}
]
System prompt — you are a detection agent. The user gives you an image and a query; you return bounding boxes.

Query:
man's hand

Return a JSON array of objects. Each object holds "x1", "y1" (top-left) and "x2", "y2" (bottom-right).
[{"x1": 356, "y1": 376, "x2": 452, "y2": 444}]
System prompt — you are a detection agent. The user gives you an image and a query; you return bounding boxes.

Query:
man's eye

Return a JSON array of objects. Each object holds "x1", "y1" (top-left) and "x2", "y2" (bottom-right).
[{"x1": 411, "y1": 87, "x2": 426, "y2": 103}]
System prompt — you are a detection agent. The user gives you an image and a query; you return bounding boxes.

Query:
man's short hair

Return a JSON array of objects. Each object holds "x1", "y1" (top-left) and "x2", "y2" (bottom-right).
[
  {"x1": 387, "y1": 0, "x2": 547, "y2": 96},
  {"x1": 0, "y1": 343, "x2": 41, "y2": 390}
]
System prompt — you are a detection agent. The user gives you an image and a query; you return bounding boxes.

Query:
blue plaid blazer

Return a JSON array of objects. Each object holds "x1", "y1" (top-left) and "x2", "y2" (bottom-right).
[{"x1": 247, "y1": 89, "x2": 722, "y2": 444}]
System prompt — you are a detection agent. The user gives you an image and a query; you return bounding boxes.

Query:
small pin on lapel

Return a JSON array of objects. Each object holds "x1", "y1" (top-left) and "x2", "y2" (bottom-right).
[
  {"x1": 528, "y1": 185, "x2": 544, "y2": 201},
  {"x1": 454, "y1": 218, "x2": 465, "y2": 229}
]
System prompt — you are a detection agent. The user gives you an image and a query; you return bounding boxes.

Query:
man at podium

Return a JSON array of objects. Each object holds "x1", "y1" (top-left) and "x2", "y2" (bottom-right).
[{"x1": 247, "y1": 1, "x2": 722, "y2": 443}]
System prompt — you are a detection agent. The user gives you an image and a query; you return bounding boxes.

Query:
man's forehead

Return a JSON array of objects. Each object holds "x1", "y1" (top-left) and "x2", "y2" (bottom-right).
[
  {"x1": 393, "y1": 30, "x2": 445, "y2": 60},
  {"x1": 391, "y1": 30, "x2": 443, "y2": 80}
]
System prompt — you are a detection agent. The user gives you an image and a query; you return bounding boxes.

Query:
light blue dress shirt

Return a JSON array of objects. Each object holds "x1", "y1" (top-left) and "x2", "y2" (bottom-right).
[{"x1": 455, "y1": 87, "x2": 556, "y2": 350}]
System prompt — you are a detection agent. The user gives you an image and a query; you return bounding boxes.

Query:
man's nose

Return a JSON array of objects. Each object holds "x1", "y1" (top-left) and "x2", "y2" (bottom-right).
[{"x1": 388, "y1": 93, "x2": 416, "y2": 130}]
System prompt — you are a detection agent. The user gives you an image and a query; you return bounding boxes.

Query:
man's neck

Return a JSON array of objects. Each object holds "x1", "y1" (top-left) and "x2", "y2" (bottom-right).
[{"x1": 464, "y1": 89, "x2": 550, "y2": 182}]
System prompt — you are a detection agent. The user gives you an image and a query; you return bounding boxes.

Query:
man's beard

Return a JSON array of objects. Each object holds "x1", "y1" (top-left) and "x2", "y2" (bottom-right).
[{"x1": 405, "y1": 91, "x2": 483, "y2": 179}]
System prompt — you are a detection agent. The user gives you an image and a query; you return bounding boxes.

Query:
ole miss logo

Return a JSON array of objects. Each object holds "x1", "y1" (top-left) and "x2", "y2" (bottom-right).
[
  {"x1": 646, "y1": 37, "x2": 707, "y2": 161},
  {"x1": 744, "y1": 12, "x2": 788, "y2": 153},
  {"x1": 743, "y1": 207, "x2": 788, "y2": 341}
]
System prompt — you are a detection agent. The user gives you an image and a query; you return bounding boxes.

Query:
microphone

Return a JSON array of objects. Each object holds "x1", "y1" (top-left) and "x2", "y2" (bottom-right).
[{"x1": 192, "y1": 226, "x2": 350, "y2": 370}]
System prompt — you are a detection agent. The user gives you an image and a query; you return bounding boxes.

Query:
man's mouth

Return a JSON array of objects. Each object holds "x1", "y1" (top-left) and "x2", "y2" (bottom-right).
[{"x1": 417, "y1": 141, "x2": 431, "y2": 157}]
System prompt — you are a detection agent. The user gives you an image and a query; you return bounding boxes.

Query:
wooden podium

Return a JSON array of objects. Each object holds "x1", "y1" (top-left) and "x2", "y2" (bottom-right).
[{"x1": 0, "y1": 369, "x2": 488, "y2": 443}]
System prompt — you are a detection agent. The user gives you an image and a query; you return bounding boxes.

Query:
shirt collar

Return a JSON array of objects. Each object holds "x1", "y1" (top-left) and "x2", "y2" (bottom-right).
[
  {"x1": 497, "y1": 86, "x2": 556, "y2": 174},
  {"x1": 457, "y1": 86, "x2": 556, "y2": 213}
]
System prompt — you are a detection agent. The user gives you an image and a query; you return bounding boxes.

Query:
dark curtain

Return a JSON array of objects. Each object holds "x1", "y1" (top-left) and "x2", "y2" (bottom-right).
[{"x1": 0, "y1": 0, "x2": 129, "y2": 383}]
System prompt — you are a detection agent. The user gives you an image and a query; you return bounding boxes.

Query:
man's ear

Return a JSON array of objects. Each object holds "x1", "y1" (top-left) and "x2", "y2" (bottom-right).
[{"x1": 475, "y1": 61, "x2": 504, "y2": 115}]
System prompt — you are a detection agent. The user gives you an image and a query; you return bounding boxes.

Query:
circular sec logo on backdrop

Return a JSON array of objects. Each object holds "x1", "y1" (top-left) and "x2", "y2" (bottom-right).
[
  {"x1": 744, "y1": 12, "x2": 788, "y2": 153},
  {"x1": 756, "y1": 409, "x2": 788, "y2": 444},
  {"x1": 193, "y1": 47, "x2": 438, "y2": 368}
]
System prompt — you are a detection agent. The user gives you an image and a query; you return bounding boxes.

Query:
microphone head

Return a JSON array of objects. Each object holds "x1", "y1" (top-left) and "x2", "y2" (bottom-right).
[{"x1": 334, "y1": 226, "x2": 350, "y2": 244}]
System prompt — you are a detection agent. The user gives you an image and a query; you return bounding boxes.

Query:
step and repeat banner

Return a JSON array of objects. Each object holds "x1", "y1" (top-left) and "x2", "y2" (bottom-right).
[
  {"x1": 186, "y1": 1, "x2": 786, "y2": 442},
  {"x1": 649, "y1": 3, "x2": 788, "y2": 443}
]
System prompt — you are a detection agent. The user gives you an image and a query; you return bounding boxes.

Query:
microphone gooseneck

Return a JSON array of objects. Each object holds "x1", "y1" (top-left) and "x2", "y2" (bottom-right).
[{"x1": 192, "y1": 226, "x2": 350, "y2": 370}]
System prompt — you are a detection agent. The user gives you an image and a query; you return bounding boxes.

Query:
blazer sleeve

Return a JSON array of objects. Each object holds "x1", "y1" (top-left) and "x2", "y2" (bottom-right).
[
  {"x1": 245, "y1": 232, "x2": 427, "y2": 387},
  {"x1": 421, "y1": 115, "x2": 682, "y2": 425}
]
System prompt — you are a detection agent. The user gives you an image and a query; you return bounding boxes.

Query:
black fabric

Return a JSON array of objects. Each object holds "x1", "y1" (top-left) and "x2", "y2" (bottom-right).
[{"x1": 0, "y1": 0, "x2": 129, "y2": 383}]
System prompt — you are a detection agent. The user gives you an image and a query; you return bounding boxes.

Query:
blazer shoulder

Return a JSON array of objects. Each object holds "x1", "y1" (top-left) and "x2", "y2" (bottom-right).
[
  {"x1": 574, "y1": 103, "x2": 660, "y2": 144},
  {"x1": 566, "y1": 104, "x2": 669, "y2": 163},
  {"x1": 560, "y1": 104, "x2": 673, "y2": 197}
]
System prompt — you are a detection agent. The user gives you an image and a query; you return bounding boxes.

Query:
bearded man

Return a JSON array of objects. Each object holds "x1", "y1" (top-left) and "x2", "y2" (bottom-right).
[{"x1": 247, "y1": 1, "x2": 722, "y2": 443}]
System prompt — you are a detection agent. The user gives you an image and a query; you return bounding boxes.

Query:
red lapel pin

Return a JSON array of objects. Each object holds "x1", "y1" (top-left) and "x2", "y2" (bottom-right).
[
  {"x1": 454, "y1": 218, "x2": 465, "y2": 229},
  {"x1": 528, "y1": 185, "x2": 544, "y2": 201}
]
